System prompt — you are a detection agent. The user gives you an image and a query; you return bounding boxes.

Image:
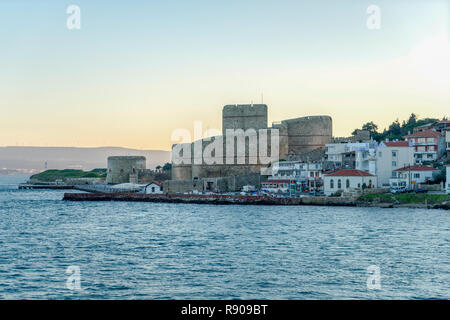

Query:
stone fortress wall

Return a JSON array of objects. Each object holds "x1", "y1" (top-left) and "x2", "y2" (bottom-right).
[
  {"x1": 106, "y1": 156, "x2": 147, "y2": 184},
  {"x1": 171, "y1": 104, "x2": 333, "y2": 185}
]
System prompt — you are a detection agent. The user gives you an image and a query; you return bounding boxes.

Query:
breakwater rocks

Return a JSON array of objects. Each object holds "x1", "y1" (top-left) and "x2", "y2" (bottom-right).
[{"x1": 63, "y1": 193, "x2": 357, "y2": 206}]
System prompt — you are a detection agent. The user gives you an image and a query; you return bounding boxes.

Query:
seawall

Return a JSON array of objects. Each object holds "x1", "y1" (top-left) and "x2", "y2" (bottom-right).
[
  {"x1": 62, "y1": 193, "x2": 449, "y2": 209},
  {"x1": 63, "y1": 193, "x2": 356, "y2": 206}
]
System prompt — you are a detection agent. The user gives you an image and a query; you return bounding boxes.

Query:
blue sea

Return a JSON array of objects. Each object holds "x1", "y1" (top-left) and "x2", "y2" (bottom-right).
[{"x1": 0, "y1": 175, "x2": 448, "y2": 299}]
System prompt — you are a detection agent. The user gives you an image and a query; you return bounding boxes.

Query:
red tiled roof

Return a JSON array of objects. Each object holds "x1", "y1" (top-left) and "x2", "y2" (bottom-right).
[
  {"x1": 394, "y1": 165, "x2": 439, "y2": 172},
  {"x1": 383, "y1": 141, "x2": 410, "y2": 147},
  {"x1": 325, "y1": 169, "x2": 374, "y2": 177},
  {"x1": 404, "y1": 130, "x2": 442, "y2": 138},
  {"x1": 150, "y1": 181, "x2": 162, "y2": 187}
]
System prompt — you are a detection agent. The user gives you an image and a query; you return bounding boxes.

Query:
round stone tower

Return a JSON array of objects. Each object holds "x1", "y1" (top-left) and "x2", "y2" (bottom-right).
[
  {"x1": 283, "y1": 116, "x2": 332, "y2": 155},
  {"x1": 106, "y1": 156, "x2": 146, "y2": 184}
]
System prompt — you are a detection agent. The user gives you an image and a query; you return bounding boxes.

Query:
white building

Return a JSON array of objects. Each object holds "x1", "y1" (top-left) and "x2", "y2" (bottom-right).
[
  {"x1": 144, "y1": 182, "x2": 163, "y2": 194},
  {"x1": 376, "y1": 141, "x2": 415, "y2": 188},
  {"x1": 261, "y1": 179, "x2": 295, "y2": 194},
  {"x1": 446, "y1": 164, "x2": 450, "y2": 194},
  {"x1": 389, "y1": 165, "x2": 439, "y2": 189},
  {"x1": 323, "y1": 169, "x2": 377, "y2": 196},
  {"x1": 355, "y1": 147, "x2": 377, "y2": 175},
  {"x1": 270, "y1": 161, "x2": 322, "y2": 190},
  {"x1": 404, "y1": 129, "x2": 445, "y2": 163},
  {"x1": 325, "y1": 142, "x2": 372, "y2": 169}
]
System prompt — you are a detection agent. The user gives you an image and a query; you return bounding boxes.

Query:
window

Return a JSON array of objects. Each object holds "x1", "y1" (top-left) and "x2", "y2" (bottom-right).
[
  {"x1": 369, "y1": 180, "x2": 372, "y2": 187},
  {"x1": 346, "y1": 179, "x2": 350, "y2": 188},
  {"x1": 358, "y1": 183, "x2": 361, "y2": 188},
  {"x1": 330, "y1": 179, "x2": 334, "y2": 189},
  {"x1": 392, "y1": 151, "x2": 397, "y2": 157},
  {"x1": 151, "y1": 187, "x2": 155, "y2": 192},
  {"x1": 427, "y1": 154, "x2": 433, "y2": 159},
  {"x1": 338, "y1": 179, "x2": 342, "y2": 189},
  {"x1": 414, "y1": 173, "x2": 420, "y2": 178},
  {"x1": 378, "y1": 151, "x2": 382, "y2": 157},
  {"x1": 392, "y1": 161, "x2": 397, "y2": 167}
]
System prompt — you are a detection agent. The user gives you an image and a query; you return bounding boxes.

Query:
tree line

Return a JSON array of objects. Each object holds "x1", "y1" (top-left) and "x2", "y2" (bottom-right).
[{"x1": 352, "y1": 113, "x2": 447, "y2": 142}]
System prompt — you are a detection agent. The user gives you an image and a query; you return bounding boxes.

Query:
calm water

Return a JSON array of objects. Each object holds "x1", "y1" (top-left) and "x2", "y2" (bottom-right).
[{"x1": 0, "y1": 175, "x2": 448, "y2": 299}]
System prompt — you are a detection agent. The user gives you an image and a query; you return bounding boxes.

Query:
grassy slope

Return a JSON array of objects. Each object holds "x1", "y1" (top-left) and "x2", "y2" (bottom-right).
[
  {"x1": 30, "y1": 169, "x2": 107, "y2": 182},
  {"x1": 358, "y1": 193, "x2": 450, "y2": 204}
]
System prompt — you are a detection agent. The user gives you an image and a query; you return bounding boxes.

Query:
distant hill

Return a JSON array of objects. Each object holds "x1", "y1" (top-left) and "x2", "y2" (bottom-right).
[{"x1": 0, "y1": 146, "x2": 171, "y2": 171}]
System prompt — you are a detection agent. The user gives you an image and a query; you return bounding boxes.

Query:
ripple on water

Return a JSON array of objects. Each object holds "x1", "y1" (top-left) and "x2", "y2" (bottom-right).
[{"x1": 0, "y1": 181, "x2": 449, "y2": 299}]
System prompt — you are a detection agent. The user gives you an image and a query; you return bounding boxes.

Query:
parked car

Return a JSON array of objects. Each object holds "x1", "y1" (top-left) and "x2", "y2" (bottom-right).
[
  {"x1": 415, "y1": 187, "x2": 427, "y2": 193},
  {"x1": 390, "y1": 186, "x2": 407, "y2": 194}
]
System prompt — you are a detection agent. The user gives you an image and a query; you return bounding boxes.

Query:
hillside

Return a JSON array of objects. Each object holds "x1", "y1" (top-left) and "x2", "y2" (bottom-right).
[{"x1": 0, "y1": 146, "x2": 171, "y2": 172}]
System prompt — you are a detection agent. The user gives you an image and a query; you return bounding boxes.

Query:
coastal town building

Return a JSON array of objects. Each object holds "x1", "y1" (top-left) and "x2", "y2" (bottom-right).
[
  {"x1": 355, "y1": 144, "x2": 377, "y2": 175},
  {"x1": 389, "y1": 165, "x2": 439, "y2": 189},
  {"x1": 404, "y1": 130, "x2": 445, "y2": 163},
  {"x1": 145, "y1": 181, "x2": 163, "y2": 194},
  {"x1": 325, "y1": 142, "x2": 372, "y2": 170},
  {"x1": 413, "y1": 120, "x2": 450, "y2": 133},
  {"x1": 261, "y1": 179, "x2": 296, "y2": 194},
  {"x1": 375, "y1": 140, "x2": 415, "y2": 187},
  {"x1": 268, "y1": 160, "x2": 323, "y2": 191},
  {"x1": 323, "y1": 169, "x2": 377, "y2": 196}
]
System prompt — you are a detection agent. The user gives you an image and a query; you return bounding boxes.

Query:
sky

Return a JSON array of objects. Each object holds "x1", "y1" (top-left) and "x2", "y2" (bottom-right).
[{"x1": 0, "y1": 0, "x2": 449, "y2": 150}]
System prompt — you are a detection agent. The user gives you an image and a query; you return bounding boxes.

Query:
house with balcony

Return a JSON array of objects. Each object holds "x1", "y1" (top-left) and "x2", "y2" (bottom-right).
[
  {"x1": 261, "y1": 179, "x2": 296, "y2": 194},
  {"x1": 355, "y1": 147, "x2": 377, "y2": 176},
  {"x1": 325, "y1": 142, "x2": 375, "y2": 170},
  {"x1": 375, "y1": 140, "x2": 415, "y2": 187},
  {"x1": 404, "y1": 130, "x2": 445, "y2": 163},
  {"x1": 389, "y1": 165, "x2": 439, "y2": 189},
  {"x1": 269, "y1": 160, "x2": 323, "y2": 191}
]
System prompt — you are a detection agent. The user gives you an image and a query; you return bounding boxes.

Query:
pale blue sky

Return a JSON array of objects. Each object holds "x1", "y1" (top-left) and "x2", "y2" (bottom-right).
[{"x1": 0, "y1": 0, "x2": 449, "y2": 149}]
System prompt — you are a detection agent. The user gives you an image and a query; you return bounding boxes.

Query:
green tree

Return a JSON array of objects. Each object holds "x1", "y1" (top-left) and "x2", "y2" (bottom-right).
[
  {"x1": 407, "y1": 113, "x2": 417, "y2": 125},
  {"x1": 388, "y1": 119, "x2": 401, "y2": 136},
  {"x1": 362, "y1": 121, "x2": 378, "y2": 132}
]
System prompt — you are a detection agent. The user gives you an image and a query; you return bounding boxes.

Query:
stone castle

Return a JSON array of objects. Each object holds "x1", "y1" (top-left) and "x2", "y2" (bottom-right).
[{"x1": 171, "y1": 104, "x2": 332, "y2": 185}]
